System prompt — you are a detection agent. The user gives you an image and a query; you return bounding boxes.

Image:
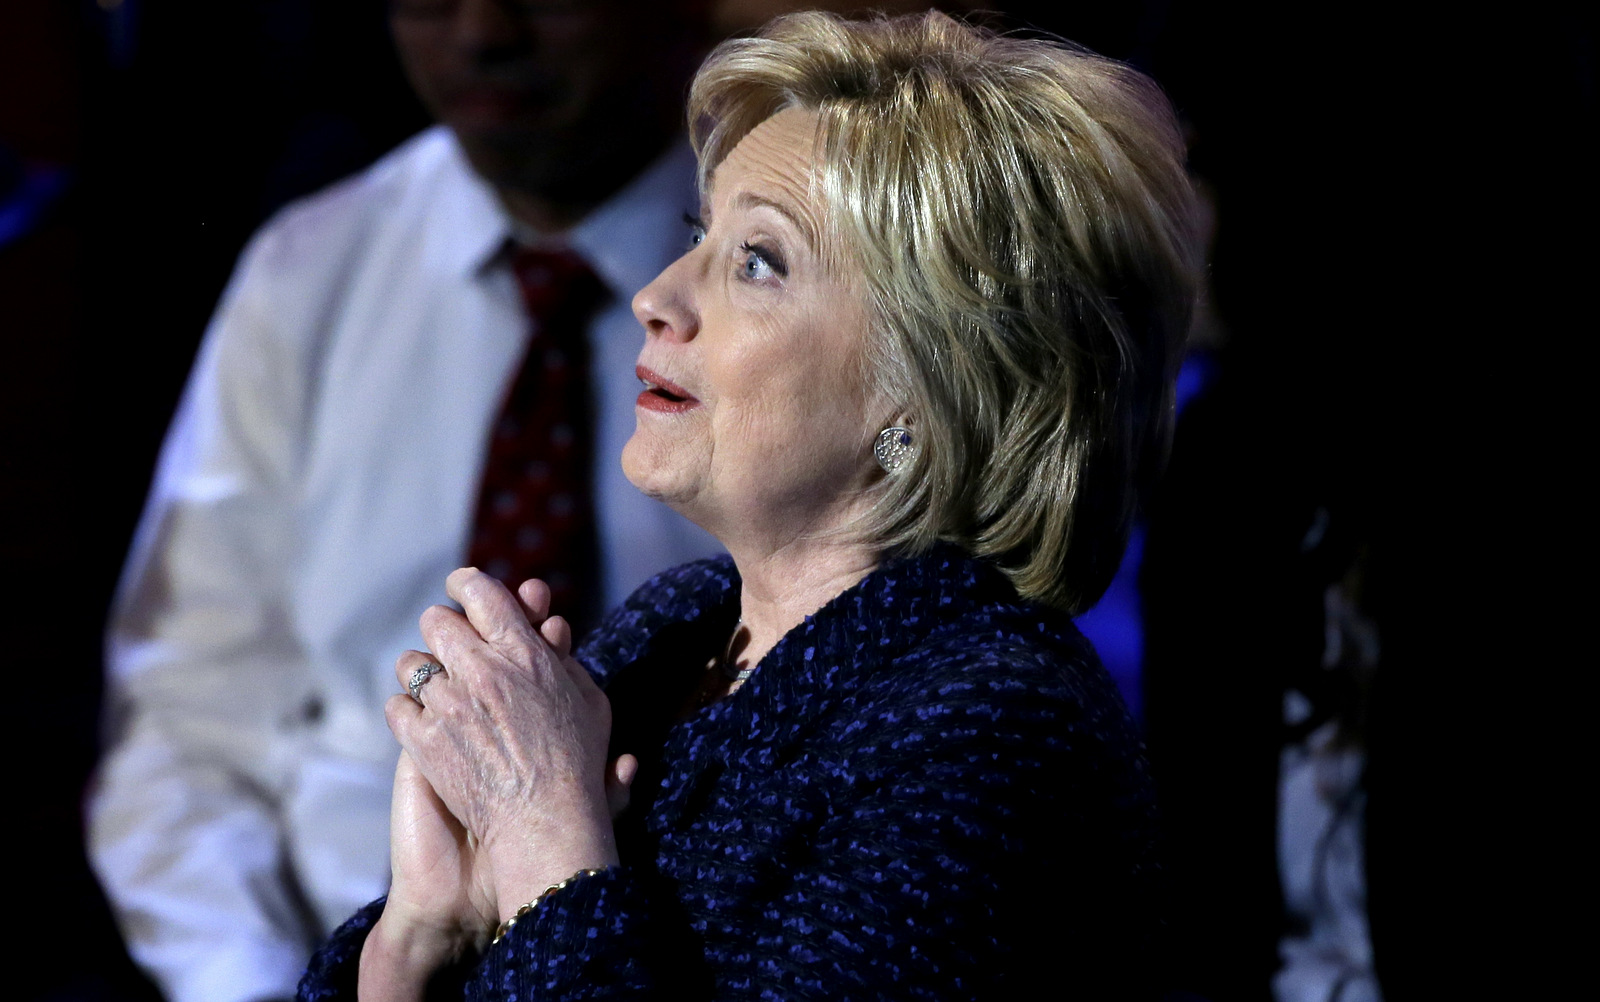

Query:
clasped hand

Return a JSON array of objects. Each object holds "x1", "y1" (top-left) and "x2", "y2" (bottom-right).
[{"x1": 363, "y1": 569, "x2": 636, "y2": 994}]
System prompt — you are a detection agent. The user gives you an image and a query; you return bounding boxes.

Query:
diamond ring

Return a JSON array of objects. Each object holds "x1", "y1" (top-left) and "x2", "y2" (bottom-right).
[{"x1": 408, "y1": 662, "x2": 446, "y2": 706}]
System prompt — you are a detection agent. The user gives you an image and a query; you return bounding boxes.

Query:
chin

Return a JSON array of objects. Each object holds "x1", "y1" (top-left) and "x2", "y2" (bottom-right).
[{"x1": 621, "y1": 436, "x2": 693, "y2": 507}]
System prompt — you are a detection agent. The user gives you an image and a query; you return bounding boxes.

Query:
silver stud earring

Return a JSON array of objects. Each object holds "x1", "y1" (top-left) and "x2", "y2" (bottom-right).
[{"x1": 874, "y1": 427, "x2": 915, "y2": 474}]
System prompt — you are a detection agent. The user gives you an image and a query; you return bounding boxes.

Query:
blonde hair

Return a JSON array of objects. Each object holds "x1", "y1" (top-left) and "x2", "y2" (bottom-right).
[{"x1": 690, "y1": 11, "x2": 1200, "y2": 613}]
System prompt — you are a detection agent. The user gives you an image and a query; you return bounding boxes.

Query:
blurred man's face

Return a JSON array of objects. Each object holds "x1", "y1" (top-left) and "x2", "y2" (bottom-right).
[{"x1": 390, "y1": 0, "x2": 696, "y2": 218}]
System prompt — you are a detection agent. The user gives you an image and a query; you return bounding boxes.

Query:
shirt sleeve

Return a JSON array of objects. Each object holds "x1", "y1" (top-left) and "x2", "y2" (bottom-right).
[{"x1": 88, "y1": 222, "x2": 326, "y2": 1002}]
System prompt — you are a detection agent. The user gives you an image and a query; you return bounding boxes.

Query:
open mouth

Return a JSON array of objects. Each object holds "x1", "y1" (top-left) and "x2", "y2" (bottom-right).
[
  {"x1": 647, "y1": 385, "x2": 689, "y2": 403},
  {"x1": 635, "y1": 365, "x2": 699, "y2": 413}
]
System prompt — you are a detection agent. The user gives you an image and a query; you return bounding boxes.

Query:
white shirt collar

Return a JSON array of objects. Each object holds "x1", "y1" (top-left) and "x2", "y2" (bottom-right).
[
  {"x1": 427, "y1": 127, "x2": 697, "y2": 297},
  {"x1": 421, "y1": 128, "x2": 518, "y2": 279},
  {"x1": 567, "y1": 140, "x2": 698, "y2": 298}
]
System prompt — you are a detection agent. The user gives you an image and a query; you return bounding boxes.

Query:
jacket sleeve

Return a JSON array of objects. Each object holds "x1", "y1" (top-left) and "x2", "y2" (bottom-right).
[
  {"x1": 88, "y1": 222, "x2": 327, "y2": 1002},
  {"x1": 296, "y1": 626, "x2": 1154, "y2": 1001},
  {"x1": 460, "y1": 647, "x2": 1149, "y2": 1001}
]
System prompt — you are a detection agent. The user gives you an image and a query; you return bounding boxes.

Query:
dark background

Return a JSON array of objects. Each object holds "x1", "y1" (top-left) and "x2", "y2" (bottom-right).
[
  {"x1": 3, "y1": 2, "x2": 1589, "y2": 999},
  {"x1": 6, "y1": 4, "x2": 427, "y2": 999}
]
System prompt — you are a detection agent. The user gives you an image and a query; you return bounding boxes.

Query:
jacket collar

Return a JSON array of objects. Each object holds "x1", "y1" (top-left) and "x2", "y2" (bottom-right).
[
  {"x1": 722, "y1": 544, "x2": 1018, "y2": 739},
  {"x1": 606, "y1": 545, "x2": 1025, "y2": 833},
  {"x1": 599, "y1": 545, "x2": 1023, "y2": 751}
]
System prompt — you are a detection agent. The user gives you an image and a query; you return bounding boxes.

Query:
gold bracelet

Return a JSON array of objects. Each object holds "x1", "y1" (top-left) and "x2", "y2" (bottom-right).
[{"x1": 491, "y1": 867, "x2": 608, "y2": 945}]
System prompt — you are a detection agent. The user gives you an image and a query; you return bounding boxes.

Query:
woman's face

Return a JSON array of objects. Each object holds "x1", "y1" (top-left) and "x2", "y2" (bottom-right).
[{"x1": 623, "y1": 108, "x2": 885, "y2": 548}]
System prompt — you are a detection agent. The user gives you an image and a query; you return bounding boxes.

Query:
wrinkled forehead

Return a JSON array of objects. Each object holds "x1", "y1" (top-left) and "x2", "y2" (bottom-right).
[{"x1": 703, "y1": 107, "x2": 856, "y2": 275}]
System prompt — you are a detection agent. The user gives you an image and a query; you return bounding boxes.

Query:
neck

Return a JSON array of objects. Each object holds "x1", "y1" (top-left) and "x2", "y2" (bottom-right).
[
  {"x1": 726, "y1": 534, "x2": 880, "y2": 674},
  {"x1": 497, "y1": 187, "x2": 593, "y2": 237},
  {"x1": 493, "y1": 123, "x2": 679, "y2": 237}
]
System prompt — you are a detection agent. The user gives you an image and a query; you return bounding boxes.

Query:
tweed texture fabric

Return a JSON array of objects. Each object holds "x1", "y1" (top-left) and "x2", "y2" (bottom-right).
[{"x1": 299, "y1": 545, "x2": 1165, "y2": 1000}]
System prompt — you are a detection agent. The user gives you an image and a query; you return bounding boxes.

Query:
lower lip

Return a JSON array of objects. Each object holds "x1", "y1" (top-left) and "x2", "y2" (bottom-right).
[{"x1": 636, "y1": 389, "x2": 699, "y2": 414}]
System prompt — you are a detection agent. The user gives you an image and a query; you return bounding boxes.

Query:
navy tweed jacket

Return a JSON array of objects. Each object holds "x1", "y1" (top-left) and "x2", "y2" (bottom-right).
[{"x1": 299, "y1": 545, "x2": 1165, "y2": 1000}]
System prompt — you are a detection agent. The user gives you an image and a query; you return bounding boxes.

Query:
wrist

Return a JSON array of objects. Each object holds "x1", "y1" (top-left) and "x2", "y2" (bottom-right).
[
  {"x1": 485, "y1": 798, "x2": 619, "y2": 925},
  {"x1": 491, "y1": 866, "x2": 610, "y2": 945},
  {"x1": 358, "y1": 908, "x2": 473, "y2": 1002}
]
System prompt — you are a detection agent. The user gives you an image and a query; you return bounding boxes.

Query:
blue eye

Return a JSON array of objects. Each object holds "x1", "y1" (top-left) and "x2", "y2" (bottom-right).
[
  {"x1": 742, "y1": 248, "x2": 774, "y2": 281},
  {"x1": 739, "y1": 242, "x2": 786, "y2": 281},
  {"x1": 683, "y1": 213, "x2": 707, "y2": 250}
]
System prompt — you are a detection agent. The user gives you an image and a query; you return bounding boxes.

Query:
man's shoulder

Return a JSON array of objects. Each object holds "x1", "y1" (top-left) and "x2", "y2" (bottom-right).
[
  {"x1": 199, "y1": 126, "x2": 497, "y2": 375},
  {"x1": 246, "y1": 127, "x2": 469, "y2": 272}
]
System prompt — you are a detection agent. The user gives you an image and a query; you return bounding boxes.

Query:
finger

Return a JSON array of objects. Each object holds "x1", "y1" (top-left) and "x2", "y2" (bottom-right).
[
  {"x1": 614, "y1": 753, "x2": 639, "y2": 788},
  {"x1": 445, "y1": 567, "x2": 538, "y2": 650},
  {"x1": 395, "y1": 649, "x2": 448, "y2": 704},
  {"x1": 418, "y1": 603, "x2": 485, "y2": 670},
  {"x1": 419, "y1": 600, "x2": 555, "y2": 687},
  {"x1": 393, "y1": 750, "x2": 463, "y2": 833},
  {"x1": 394, "y1": 748, "x2": 422, "y2": 787},
  {"x1": 539, "y1": 615, "x2": 573, "y2": 657},
  {"x1": 385, "y1": 691, "x2": 426, "y2": 746},
  {"x1": 605, "y1": 754, "x2": 639, "y2": 820},
  {"x1": 392, "y1": 750, "x2": 448, "y2": 823},
  {"x1": 384, "y1": 697, "x2": 456, "y2": 823},
  {"x1": 516, "y1": 578, "x2": 553, "y2": 627}
]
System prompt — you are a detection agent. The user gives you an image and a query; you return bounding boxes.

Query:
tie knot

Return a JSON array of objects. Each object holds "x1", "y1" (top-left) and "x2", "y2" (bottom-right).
[{"x1": 510, "y1": 246, "x2": 606, "y2": 320}]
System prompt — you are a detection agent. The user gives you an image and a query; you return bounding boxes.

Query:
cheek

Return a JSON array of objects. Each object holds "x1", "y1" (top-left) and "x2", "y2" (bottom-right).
[
  {"x1": 700, "y1": 284, "x2": 877, "y2": 467},
  {"x1": 390, "y1": 23, "x2": 438, "y2": 65},
  {"x1": 711, "y1": 342, "x2": 873, "y2": 464},
  {"x1": 391, "y1": 34, "x2": 448, "y2": 97}
]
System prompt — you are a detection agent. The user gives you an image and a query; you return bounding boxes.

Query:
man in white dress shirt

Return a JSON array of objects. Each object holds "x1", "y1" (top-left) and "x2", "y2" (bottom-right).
[{"x1": 87, "y1": 4, "x2": 716, "y2": 1001}]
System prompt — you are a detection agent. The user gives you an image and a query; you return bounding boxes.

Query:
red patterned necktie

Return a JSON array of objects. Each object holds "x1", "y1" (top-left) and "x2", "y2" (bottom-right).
[{"x1": 468, "y1": 247, "x2": 608, "y2": 632}]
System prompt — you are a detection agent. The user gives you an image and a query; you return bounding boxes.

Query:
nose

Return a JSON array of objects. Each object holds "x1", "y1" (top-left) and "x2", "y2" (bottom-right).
[{"x1": 632, "y1": 254, "x2": 699, "y2": 343}]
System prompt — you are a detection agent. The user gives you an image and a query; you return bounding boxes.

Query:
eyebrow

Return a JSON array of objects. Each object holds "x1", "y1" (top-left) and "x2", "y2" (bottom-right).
[{"x1": 730, "y1": 191, "x2": 821, "y2": 251}]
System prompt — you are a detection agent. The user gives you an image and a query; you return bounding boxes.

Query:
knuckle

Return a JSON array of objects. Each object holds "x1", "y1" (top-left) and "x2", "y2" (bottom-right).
[
  {"x1": 459, "y1": 572, "x2": 498, "y2": 603},
  {"x1": 485, "y1": 621, "x2": 529, "y2": 649},
  {"x1": 418, "y1": 605, "x2": 452, "y2": 634}
]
